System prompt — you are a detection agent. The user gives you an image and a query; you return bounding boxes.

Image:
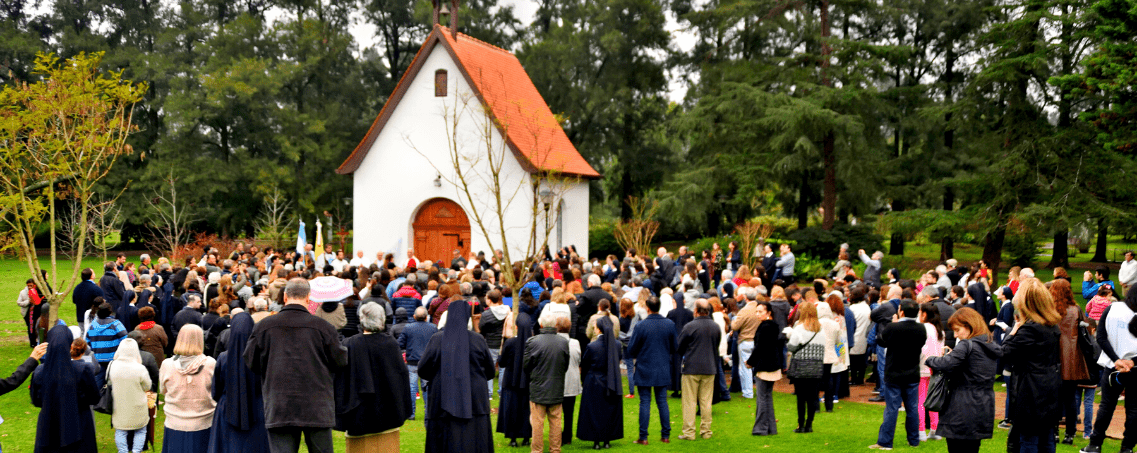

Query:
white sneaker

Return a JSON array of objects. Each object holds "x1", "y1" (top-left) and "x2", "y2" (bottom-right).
[{"x1": 919, "y1": 431, "x2": 928, "y2": 442}]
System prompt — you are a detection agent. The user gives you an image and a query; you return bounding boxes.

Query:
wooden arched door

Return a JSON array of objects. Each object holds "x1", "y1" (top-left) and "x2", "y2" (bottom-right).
[{"x1": 412, "y1": 198, "x2": 471, "y2": 266}]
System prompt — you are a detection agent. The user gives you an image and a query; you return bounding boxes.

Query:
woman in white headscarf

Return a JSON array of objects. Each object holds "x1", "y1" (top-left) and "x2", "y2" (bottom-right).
[{"x1": 109, "y1": 338, "x2": 152, "y2": 453}]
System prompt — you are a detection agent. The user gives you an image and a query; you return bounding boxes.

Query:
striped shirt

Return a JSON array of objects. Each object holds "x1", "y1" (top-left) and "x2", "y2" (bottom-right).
[{"x1": 85, "y1": 318, "x2": 127, "y2": 363}]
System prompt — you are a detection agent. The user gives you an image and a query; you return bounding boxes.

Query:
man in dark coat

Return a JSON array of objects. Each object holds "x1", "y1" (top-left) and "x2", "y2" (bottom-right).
[
  {"x1": 399, "y1": 307, "x2": 438, "y2": 420},
  {"x1": 72, "y1": 268, "x2": 104, "y2": 326},
  {"x1": 244, "y1": 278, "x2": 349, "y2": 453},
  {"x1": 575, "y1": 275, "x2": 610, "y2": 345},
  {"x1": 760, "y1": 244, "x2": 778, "y2": 287},
  {"x1": 99, "y1": 262, "x2": 126, "y2": 317},
  {"x1": 871, "y1": 299, "x2": 927, "y2": 450},
  {"x1": 171, "y1": 294, "x2": 203, "y2": 346},
  {"x1": 676, "y1": 300, "x2": 721, "y2": 441},
  {"x1": 523, "y1": 312, "x2": 570, "y2": 453},
  {"x1": 627, "y1": 296, "x2": 677, "y2": 445},
  {"x1": 666, "y1": 295, "x2": 694, "y2": 396}
]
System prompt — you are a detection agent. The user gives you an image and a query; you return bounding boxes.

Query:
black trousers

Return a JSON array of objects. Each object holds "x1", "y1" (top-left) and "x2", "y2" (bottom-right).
[
  {"x1": 822, "y1": 364, "x2": 837, "y2": 411},
  {"x1": 794, "y1": 378, "x2": 820, "y2": 428},
  {"x1": 850, "y1": 354, "x2": 868, "y2": 385},
  {"x1": 267, "y1": 427, "x2": 333, "y2": 453},
  {"x1": 1090, "y1": 370, "x2": 1137, "y2": 449},
  {"x1": 562, "y1": 395, "x2": 576, "y2": 443},
  {"x1": 1060, "y1": 380, "x2": 1080, "y2": 436},
  {"x1": 946, "y1": 438, "x2": 981, "y2": 453}
]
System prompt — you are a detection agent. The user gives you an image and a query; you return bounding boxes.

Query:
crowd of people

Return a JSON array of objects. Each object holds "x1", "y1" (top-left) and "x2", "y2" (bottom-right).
[{"x1": 4, "y1": 240, "x2": 1136, "y2": 453}]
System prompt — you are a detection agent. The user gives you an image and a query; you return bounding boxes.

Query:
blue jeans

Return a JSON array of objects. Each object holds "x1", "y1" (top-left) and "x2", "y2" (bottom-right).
[
  {"x1": 115, "y1": 426, "x2": 147, "y2": 453},
  {"x1": 1076, "y1": 386, "x2": 1096, "y2": 434},
  {"x1": 624, "y1": 346, "x2": 635, "y2": 395},
  {"x1": 877, "y1": 381, "x2": 920, "y2": 448},
  {"x1": 488, "y1": 349, "x2": 500, "y2": 398},
  {"x1": 637, "y1": 386, "x2": 670, "y2": 440},
  {"x1": 408, "y1": 364, "x2": 428, "y2": 419},
  {"x1": 875, "y1": 345, "x2": 887, "y2": 389},
  {"x1": 738, "y1": 340, "x2": 754, "y2": 398},
  {"x1": 1019, "y1": 428, "x2": 1057, "y2": 453}
]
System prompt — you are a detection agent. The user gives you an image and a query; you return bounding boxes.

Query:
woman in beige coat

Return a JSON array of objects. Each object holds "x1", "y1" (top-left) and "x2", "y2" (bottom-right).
[{"x1": 110, "y1": 338, "x2": 152, "y2": 453}]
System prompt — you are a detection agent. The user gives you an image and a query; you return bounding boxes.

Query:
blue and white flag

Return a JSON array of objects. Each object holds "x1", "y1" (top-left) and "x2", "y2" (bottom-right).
[{"x1": 296, "y1": 218, "x2": 307, "y2": 255}]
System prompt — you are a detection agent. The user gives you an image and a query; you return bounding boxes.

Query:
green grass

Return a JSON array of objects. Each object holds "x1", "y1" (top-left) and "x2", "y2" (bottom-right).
[{"x1": 0, "y1": 255, "x2": 1127, "y2": 452}]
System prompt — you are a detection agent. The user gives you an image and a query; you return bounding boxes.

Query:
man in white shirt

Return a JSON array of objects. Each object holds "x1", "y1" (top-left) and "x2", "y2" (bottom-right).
[
  {"x1": 349, "y1": 250, "x2": 369, "y2": 269},
  {"x1": 1120, "y1": 251, "x2": 1137, "y2": 295},
  {"x1": 329, "y1": 250, "x2": 348, "y2": 274}
]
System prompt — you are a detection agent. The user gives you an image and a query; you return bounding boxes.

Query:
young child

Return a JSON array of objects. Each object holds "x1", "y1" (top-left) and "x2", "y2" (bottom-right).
[{"x1": 1085, "y1": 285, "x2": 1114, "y2": 321}]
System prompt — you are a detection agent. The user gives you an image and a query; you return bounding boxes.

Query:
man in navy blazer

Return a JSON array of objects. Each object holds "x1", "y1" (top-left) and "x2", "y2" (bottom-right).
[
  {"x1": 627, "y1": 296, "x2": 678, "y2": 445},
  {"x1": 72, "y1": 268, "x2": 104, "y2": 325}
]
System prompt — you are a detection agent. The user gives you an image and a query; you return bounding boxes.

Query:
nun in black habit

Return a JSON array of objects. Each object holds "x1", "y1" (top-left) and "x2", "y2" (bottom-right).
[
  {"x1": 334, "y1": 302, "x2": 413, "y2": 451},
  {"x1": 417, "y1": 298, "x2": 497, "y2": 453},
  {"x1": 497, "y1": 312, "x2": 534, "y2": 446},
  {"x1": 206, "y1": 313, "x2": 269, "y2": 453},
  {"x1": 577, "y1": 316, "x2": 624, "y2": 449},
  {"x1": 31, "y1": 325, "x2": 100, "y2": 453}
]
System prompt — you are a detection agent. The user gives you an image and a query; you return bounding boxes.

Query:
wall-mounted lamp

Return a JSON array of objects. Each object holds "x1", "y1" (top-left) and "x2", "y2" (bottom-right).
[{"x1": 433, "y1": 174, "x2": 442, "y2": 187}]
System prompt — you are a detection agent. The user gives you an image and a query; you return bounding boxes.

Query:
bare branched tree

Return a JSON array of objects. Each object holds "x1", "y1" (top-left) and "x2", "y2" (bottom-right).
[
  {"x1": 408, "y1": 84, "x2": 578, "y2": 303},
  {"x1": 254, "y1": 185, "x2": 294, "y2": 250},
  {"x1": 147, "y1": 173, "x2": 199, "y2": 260},
  {"x1": 89, "y1": 196, "x2": 124, "y2": 260},
  {"x1": 58, "y1": 198, "x2": 86, "y2": 259}
]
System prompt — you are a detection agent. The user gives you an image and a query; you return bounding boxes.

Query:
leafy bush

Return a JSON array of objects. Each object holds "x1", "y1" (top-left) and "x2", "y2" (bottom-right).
[
  {"x1": 588, "y1": 217, "x2": 621, "y2": 259},
  {"x1": 748, "y1": 215, "x2": 798, "y2": 238},
  {"x1": 788, "y1": 224, "x2": 886, "y2": 260},
  {"x1": 794, "y1": 254, "x2": 832, "y2": 281},
  {"x1": 1004, "y1": 230, "x2": 1042, "y2": 267}
]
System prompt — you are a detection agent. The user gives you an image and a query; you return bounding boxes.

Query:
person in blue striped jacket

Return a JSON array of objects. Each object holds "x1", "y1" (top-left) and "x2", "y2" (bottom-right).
[{"x1": 85, "y1": 301, "x2": 127, "y2": 375}]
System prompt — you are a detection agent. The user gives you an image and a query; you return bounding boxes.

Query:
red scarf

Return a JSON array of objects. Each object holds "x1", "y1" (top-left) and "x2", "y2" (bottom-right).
[{"x1": 138, "y1": 321, "x2": 156, "y2": 330}]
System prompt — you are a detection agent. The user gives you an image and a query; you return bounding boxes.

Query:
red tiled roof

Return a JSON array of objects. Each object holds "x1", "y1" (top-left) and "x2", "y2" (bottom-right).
[{"x1": 336, "y1": 25, "x2": 600, "y2": 179}]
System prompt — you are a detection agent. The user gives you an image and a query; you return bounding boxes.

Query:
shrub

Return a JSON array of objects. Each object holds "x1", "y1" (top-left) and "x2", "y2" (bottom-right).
[
  {"x1": 1004, "y1": 230, "x2": 1042, "y2": 268},
  {"x1": 588, "y1": 217, "x2": 621, "y2": 259}
]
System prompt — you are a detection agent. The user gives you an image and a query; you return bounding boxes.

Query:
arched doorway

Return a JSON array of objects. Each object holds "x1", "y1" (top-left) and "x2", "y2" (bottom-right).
[{"x1": 412, "y1": 198, "x2": 471, "y2": 267}]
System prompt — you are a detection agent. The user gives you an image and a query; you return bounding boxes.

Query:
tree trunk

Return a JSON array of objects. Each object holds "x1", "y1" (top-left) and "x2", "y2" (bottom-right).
[
  {"x1": 797, "y1": 174, "x2": 809, "y2": 230},
  {"x1": 1091, "y1": 219, "x2": 1109, "y2": 262},
  {"x1": 821, "y1": 132, "x2": 836, "y2": 230},
  {"x1": 982, "y1": 226, "x2": 1007, "y2": 287},
  {"x1": 1048, "y1": 230, "x2": 1070, "y2": 269},
  {"x1": 940, "y1": 189, "x2": 954, "y2": 261},
  {"x1": 890, "y1": 233, "x2": 905, "y2": 256}
]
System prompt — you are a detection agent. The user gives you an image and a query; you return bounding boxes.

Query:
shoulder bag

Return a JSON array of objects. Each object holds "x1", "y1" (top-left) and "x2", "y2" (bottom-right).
[
  {"x1": 93, "y1": 361, "x2": 114, "y2": 414},
  {"x1": 786, "y1": 331, "x2": 824, "y2": 379}
]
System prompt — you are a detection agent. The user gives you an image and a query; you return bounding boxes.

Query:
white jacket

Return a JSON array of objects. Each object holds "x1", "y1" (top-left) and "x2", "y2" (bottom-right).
[{"x1": 1120, "y1": 259, "x2": 1137, "y2": 286}]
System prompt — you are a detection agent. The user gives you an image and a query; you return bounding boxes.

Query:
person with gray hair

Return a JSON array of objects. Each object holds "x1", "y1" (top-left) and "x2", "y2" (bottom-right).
[
  {"x1": 524, "y1": 309, "x2": 570, "y2": 452},
  {"x1": 245, "y1": 278, "x2": 348, "y2": 453},
  {"x1": 251, "y1": 297, "x2": 272, "y2": 323},
  {"x1": 334, "y1": 302, "x2": 413, "y2": 449},
  {"x1": 399, "y1": 306, "x2": 438, "y2": 421}
]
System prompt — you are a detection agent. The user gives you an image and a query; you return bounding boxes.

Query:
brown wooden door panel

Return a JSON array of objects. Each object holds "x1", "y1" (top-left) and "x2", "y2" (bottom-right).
[{"x1": 412, "y1": 198, "x2": 471, "y2": 267}]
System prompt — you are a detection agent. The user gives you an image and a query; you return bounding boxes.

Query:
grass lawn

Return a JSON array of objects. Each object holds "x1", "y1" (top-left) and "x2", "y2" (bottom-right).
[{"x1": 0, "y1": 255, "x2": 1126, "y2": 452}]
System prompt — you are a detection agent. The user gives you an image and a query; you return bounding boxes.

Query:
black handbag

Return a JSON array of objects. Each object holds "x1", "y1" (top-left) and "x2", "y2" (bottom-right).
[
  {"x1": 93, "y1": 361, "x2": 114, "y2": 414},
  {"x1": 924, "y1": 372, "x2": 949, "y2": 412},
  {"x1": 787, "y1": 331, "x2": 824, "y2": 379}
]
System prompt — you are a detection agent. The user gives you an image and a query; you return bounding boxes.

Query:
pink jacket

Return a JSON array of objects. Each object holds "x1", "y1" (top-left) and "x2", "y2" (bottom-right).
[
  {"x1": 159, "y1": 355, "x2": 217, "y2": 432},
  {"x1": 1086, "y1": 296, "x2": 1111, "y2": 321}
]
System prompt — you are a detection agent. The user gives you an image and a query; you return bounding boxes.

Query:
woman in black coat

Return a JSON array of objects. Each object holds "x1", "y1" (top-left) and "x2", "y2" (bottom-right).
[
  {"x1": 746, "y1": 302, "x2": 783, "y2": 435},
  {"x1": 333, "y1": 303, "x2": 412, "y2": 450},
  {"x1": 1001, "y1": 279, "x2": 1063, "y2": 453},
  {"x1": 497, "y1": 313, "x2": 534, "y2": 446},
  {"x1": 577, "y1": 316, "x2": 624, "y2": 449},
  {"x1": 926, "y1": 307, "x2": 1003, "y2": 453}
]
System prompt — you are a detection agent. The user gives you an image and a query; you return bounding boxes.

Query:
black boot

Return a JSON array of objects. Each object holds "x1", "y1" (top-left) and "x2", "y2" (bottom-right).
[
  {"x1": 509, "y1": 439, "x2": 518, "y2": 447},
  {"x1": 593, "y1": 442, "x2": 602, "y2": 450}
]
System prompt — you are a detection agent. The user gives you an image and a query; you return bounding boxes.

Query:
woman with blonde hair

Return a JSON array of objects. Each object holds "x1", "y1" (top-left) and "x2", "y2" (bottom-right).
[
  {"x1": 1002, "y1": 278, "x2": 1062, "y2": 452},
  {"x1": 160, "y1": 325, "x2": 217, "y2": 453},
  {"x1": 786, "y1": 302, "x2": 827, "y2": 433}
]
